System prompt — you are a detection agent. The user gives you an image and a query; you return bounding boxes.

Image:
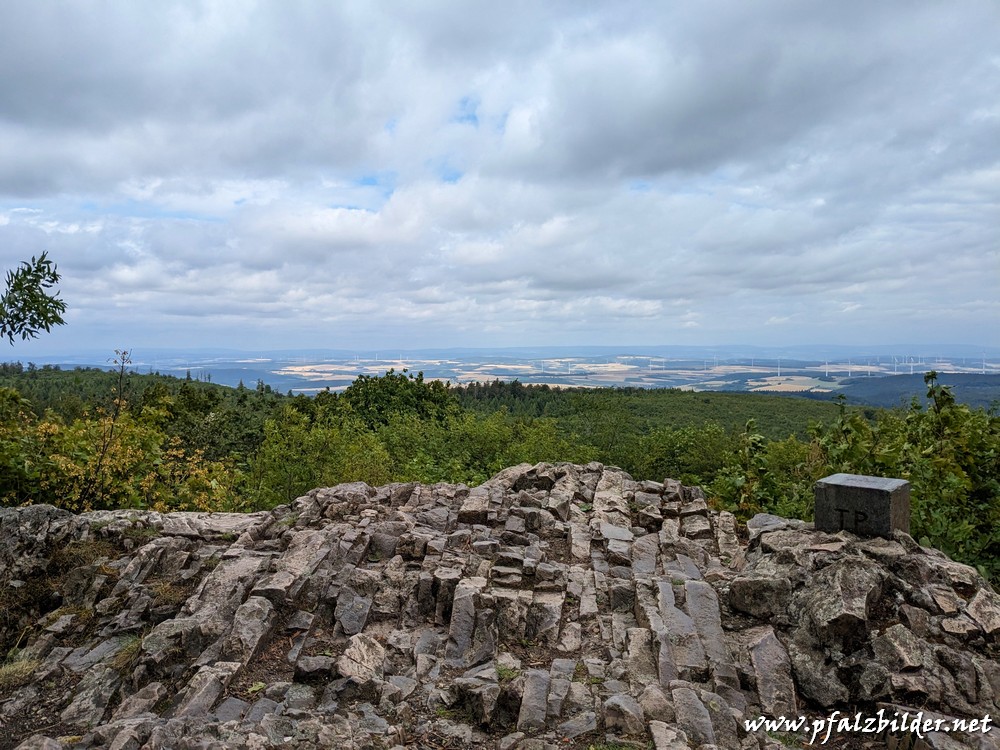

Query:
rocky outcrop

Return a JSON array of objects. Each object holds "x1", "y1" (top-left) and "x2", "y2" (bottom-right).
[{"x1": 0, "y1": 463, "x2": 998, "y2": 749}]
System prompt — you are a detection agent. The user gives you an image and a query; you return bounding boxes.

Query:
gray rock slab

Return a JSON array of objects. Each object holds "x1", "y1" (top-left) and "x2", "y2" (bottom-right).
[
  {"x1": 109, "y1": 681, "x2": 167, "y2": 721},
  {"x1": 283, "y1": 683, "x2": 317, "y2": 710},
  {"x1": 458, "y1": 491, "x2": 491, "y2": 525},
  {"x1": 625, "y1": 627, "x2": 659, "y2": 691},
  {"x1": 526, "y1": 591, "x2": 564, "y2": 644},
  {"x1": 698, "y1": 687, "x2": 739, "y2": 749},
  {"x1": 670, "y1": 685, "x2": 716, "y2": 747},
  {"x1": 337, "y1": 632, "x2": 386, "y2": 682},
  {"x1": 681, "y1": 514, "x2": 713, "y2": 539},
  {"x1": 871, "y1": 623, "x2": 934, "y2": 671},
  {"x1": 160, "y1": 512, "x2": 264, "y2": 538},
  {"x1": 223, "y1": 595, "x2": 276, "y2": 662},
  {"x1": 639, "y1": 683, "x2": 674, "y2": 723},
  {"x1": 657, "y1": 580, "x2": 708, "y2": 682},
  {"x1": 649, "y1": 721, "x2": 691, "y2": 750},
  {"x1": 805, "y1": 557, "x2": 883, "y2": 641},
  {"x1": 60, "y1": 666, "x2": 120, "y2": 727},
  {"x1": 966, "y1": 589, "x2": 1000, "y2": 634},
  {"x1": 62, "y1": 638, "x2": 124, "y2": 672},
  {"x1": 600, "y1": 521, "x2": 635, "y2": 542},
  {"x1": 748, "y1": 626, "x2": 797, "y2": 717},
  {"x1": 445, "y1": 576, "x2": 487, "y2": 667},
  {"x1": 517, "y1": 669, "x2": 551, "y2": 732},
  {"x1": 13, "y1": 736, "x2": 64, "y2": 750},
  {"x1": 185, "y1": 553, "x2": 269, "y2": 637},
  {"x1": 243, "y1": 697, "x2": 280, "y2": 725},
  {"x1": 214, "y1": 696, "x2": 250, "y2": 723},
  {"x1": 631, "y1": 533, "x2": 659, "y2": 578},
  {"x1": 295, "y1": 654, "x2": 336, "y2": 679},
  {"x1": 603, "y1": 693, "x2": 645, "y2": 735},
  {"x1": 684, "y1": 580, "x2": 738, "y2": 687},
  {"x1": 786, "y1": 639, "x2": 849, "y2": 707},
  {"x1": 546, "y1": 676, "x2": 571, "y2": 719},
  {"x1": 729, "y1": 576, "x2": 791, "y2": 622},
  {"x1": 173, "y1": 661, "x2": 240, "y2": 717},
  {"x1": 556, "y1": 711, "x2": 596, "y2": 738},
  {"x1": 335, "y1": 588, "x2": 373, "y2": 635}
]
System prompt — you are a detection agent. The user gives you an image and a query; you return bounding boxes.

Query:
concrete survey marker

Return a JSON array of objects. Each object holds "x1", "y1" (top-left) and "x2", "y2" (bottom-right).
[{"x1": 814, "y1": 473, "x2": 910, "y2": 537}]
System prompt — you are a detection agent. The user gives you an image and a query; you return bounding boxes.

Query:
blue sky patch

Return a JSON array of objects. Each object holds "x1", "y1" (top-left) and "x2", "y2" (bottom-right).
[{"x1": 452, "y1": 95, "x2": 480, "y2": 127}]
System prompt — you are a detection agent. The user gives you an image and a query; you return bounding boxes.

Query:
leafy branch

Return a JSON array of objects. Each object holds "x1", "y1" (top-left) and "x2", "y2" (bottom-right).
[{"x1": 0, "y1": 253, "x2": 67, "y2": 344}]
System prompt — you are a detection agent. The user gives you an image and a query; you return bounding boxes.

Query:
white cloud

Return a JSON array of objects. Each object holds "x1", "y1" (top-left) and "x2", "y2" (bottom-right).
[{"x1": 1, "y1": 1, "x2": 998, "y2": 354}]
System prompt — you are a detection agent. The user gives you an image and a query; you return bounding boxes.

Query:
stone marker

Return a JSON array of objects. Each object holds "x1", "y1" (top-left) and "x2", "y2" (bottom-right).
[{"x1": 814, "y1": 473, "x2": 909, "y2": 537}]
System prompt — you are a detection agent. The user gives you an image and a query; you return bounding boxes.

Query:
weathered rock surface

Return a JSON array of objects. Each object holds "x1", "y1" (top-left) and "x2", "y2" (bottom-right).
[{"x1": 1, "y1": 463, "x2": 998, "y2": 749}]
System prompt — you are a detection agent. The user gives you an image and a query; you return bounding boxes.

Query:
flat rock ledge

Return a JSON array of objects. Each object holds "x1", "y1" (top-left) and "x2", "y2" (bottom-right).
[{"x1": 1, "y1": 462, "x2": 998, "y2": 750}]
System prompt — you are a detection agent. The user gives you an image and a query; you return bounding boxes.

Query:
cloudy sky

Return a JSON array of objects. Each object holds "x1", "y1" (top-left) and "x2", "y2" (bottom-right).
[{"x1": 1, "y1": 1, "x2": 998, "y2": 356}]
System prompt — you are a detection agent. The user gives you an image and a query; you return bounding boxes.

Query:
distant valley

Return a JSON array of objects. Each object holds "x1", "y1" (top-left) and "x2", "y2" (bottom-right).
[{"x1": 11, "y1": 345, "x2": 1000, "y2": 409}]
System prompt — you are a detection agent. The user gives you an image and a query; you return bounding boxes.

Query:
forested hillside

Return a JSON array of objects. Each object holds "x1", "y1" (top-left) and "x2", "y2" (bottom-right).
[
  {"x1": 832, "y1": 372, "x2": 1000, "y2": 409},
  {"x1": 2, "y1": 362, "x2": 998, "y2": 580}
]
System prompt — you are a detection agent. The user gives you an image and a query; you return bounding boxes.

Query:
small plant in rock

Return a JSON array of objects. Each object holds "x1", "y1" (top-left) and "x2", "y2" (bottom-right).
[
  {"x1": 124, "y1": 526, "x2": 160, "y2": 543},
  {"x1": 52, "y1": 539, "x2": 119, "y2": 569},
  {"x1": 97, "y1": 561, "x2": 120, "y2": 579},
  {"x1": 496, "y1": 664, "x2": 520, "y2": 682},
  {"x1": 41, "y1": 604, "x2": 93, "y2": 628},
  {"x1": 151, "y1": 581, "x2": 190, "y2": 607},
  {"x1": 0, "y1": 655, "x2": 41, "y2": 690},
  {"x1": 247, "y1": 681, "x2": 267, "y2": 695},
  {"x1": 110, "y1": 633, "x2": 143, "y2": 673},
  {"x1": 433, "y1": 705, "x2": 474, "y2": 723},
  {"x1": 586, "y1": 741, "x2": 650, "y2": 750}
]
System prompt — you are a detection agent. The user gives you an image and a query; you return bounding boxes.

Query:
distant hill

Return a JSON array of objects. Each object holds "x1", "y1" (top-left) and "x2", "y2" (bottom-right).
[{"x1": 815, "y1": 372, "x2": 1000, "y2": 409}]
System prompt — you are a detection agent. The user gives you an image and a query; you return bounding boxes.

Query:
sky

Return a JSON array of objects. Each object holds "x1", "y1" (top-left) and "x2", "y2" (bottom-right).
[{"x1": 1, "y1": 1, "x2": 999, "y2": 357}]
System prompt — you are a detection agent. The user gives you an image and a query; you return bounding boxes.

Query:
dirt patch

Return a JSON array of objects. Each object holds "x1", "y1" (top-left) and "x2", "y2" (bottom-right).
[
  {"x1": 227, "y1": 635, "x2": 296, "y2": 701},
  {"x1": 0, "y1": 670, "x2": 83, "y2": 750},
  {"x1": 542, "y1": 534, "x2": 571, "y2": 566}
]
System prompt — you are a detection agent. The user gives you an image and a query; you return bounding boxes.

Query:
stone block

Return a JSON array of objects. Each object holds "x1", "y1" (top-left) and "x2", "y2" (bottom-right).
[{"x1": 814, "y1": 473, "x2": 909, "y2": 537}]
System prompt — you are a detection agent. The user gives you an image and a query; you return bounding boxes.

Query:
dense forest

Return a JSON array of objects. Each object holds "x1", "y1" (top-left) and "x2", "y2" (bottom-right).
[{"x1": 1, "y1": 358, "x2": 998, "y2": 581}]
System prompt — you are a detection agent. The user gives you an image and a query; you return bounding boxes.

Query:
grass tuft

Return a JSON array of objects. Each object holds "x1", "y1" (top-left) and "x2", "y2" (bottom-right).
[
  {"x1": 0, "y1": 656, "x2": 41, "y2": 690},
  {"x1": 110, "y1": 634, "x2": 144, "y2": 673}
]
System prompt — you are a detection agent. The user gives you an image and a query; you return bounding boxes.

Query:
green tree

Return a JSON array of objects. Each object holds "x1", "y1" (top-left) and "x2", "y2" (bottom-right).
[
  {"x1": 342, "y1": 369, "x2": 456, "y2": 429},
  {"x1": 1, "y1": 253, "x2": 67, "y2": 344}
]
